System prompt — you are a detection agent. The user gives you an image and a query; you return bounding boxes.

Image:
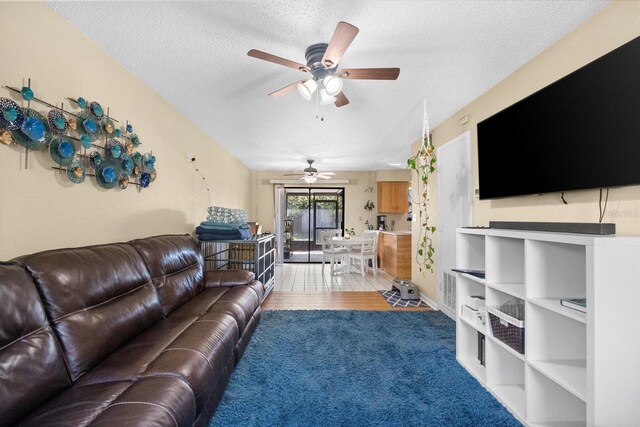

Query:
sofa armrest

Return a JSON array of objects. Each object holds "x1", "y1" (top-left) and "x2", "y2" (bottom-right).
[
  {"x1": 204, "y1": 269, "x2": 255, "y2": 288},
  {"x1": 204, "y1": 270, "x2": 265, "y2": 302}
]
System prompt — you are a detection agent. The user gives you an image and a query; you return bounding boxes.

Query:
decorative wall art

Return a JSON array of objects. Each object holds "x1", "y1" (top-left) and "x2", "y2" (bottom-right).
[{"x1": 1, "y1": 79, "x2": 157, "y2": 191}]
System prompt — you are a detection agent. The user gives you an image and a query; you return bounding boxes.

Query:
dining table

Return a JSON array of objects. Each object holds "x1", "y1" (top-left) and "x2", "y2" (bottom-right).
[{"x1": 329, "y1": 236, "x2": 364, "y2": 275}]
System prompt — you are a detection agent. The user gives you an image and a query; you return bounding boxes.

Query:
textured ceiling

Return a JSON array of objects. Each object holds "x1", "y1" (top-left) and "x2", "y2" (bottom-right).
[{"x1": 48, "y1": 1, "x2": 607, "y2": 173}]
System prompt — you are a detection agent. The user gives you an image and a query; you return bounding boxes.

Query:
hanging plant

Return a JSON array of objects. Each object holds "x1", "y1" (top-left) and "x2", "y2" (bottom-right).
[{"x1": 407, "y1": 106, "x2": 437, "y2": 273}]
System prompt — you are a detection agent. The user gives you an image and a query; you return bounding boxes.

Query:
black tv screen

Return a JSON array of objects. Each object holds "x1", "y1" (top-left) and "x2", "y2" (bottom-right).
[{"x1": 477, "y1": 36, "x2": 640, "y2": 200}]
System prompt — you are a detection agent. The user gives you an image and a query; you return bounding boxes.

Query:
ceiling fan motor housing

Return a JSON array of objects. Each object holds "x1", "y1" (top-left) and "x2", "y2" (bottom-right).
[
  {"x1": 304, "y1": 159, "x2": 318, "y2": 174},
  {"x1": 305, "y1": 43, "x2": 337, "y2": 80}
]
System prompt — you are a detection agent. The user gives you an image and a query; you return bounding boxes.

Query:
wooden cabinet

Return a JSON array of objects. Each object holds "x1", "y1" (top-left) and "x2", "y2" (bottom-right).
[
  {"x1": 377, "y1": 181, "x2": 409, "y2": 213},
  {"x1": 377, "y1": 232, "x2": 411, "y2": 279}
]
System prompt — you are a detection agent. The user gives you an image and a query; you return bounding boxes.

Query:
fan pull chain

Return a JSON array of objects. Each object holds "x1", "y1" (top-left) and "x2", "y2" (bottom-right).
[{"x1": 314, "y1": 85, "x2": 325, "y2": 121}]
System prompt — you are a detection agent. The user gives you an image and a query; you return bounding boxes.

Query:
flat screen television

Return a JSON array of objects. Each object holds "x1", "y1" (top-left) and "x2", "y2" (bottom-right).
[{"x1": 477, "y1": 36, "x2": 640, "y2": 200}]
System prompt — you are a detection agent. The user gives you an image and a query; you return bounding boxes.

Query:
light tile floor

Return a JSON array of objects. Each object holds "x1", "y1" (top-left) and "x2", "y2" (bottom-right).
[{"x1": 273, "y1": 263, "x2": 395, "y2": 293}]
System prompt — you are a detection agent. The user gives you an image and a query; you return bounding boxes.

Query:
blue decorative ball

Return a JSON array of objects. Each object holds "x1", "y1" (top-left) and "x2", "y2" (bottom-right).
[
  {"x1": 54, "y1": 116, "x2": 65, "y2": 130},
  {"x1": 139, "y1": 172, "x2": 151, "y2": 188},
  {"x1": 83, "y1": 118, "x2": 97, "y2": 134},
  {"x1": 21, "y1": 87, "x2": 34, "y2": 101},
  {"x1": 102, "y1": 166, "x2": 116, "y2": 183},
  {"x1": 126, "y1": 123, "x2": 133, "y2": 133},
  {"x1": 80, "y1": 134, "x2": 92, "y2": 149},
  {"x1": 77, "y1": 97, "x2": 86, "y2": 109},
  {"x1": 3, "y1": 107, "x2": 18, "y2": 122},
  {"x1": 111, "y1": 144, "x2": 122, "y2": 159},
  {"x1": 57, "y1": 140, "x2": 74, "y2": 158},
  {"x1": 21, "y1": 117, "x2": 46, "y2": 141}
]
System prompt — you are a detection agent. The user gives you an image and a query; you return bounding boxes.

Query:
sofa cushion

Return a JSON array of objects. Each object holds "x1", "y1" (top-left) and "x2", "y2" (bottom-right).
[
  {"x1": 0, "y1": 263, "x2": 71, "y2": 427},
  {"x1": 75, "y1": 306, "x2": 238, "y2": 415},
  {"x1": 19, "y1": 243, "x2": 163, "y2": 381},
  {"x1": 204, "y1": 270, "x2": 265, "y2": 302},
  {"x1": 205, "y1": 286, "x2": 261, "y2": 334},
  {"x1": 91, "y1": 377, "x2": 196, "y2": 427},
  {"x1": 18, "y1": 377, "x2": 196, "y2": 427},
  {"x1": 131, "y1": 235, "x2": 205, "y2": 316},
  {"x1": 74, "y1": 314, "x2": 201, "y2": 386},
  {"x1": 143, "y1": 313, "x2": 238, "y2": 413}
]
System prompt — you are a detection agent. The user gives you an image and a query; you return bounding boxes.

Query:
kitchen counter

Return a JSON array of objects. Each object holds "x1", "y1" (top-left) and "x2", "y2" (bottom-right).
[{"x1": 377, "y1": 232, "x2": 411, "y2": 279}]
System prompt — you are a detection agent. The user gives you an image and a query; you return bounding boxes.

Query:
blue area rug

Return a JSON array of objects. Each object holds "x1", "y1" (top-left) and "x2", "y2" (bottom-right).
[{"x1": 209, "y1": 311, "x2": 520, "y2": 426}]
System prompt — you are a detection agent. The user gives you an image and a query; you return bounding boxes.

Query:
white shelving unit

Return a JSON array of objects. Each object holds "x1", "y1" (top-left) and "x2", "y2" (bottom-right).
[{"x1": 455, "y1": 228, "x2": 640, "y2": 426}]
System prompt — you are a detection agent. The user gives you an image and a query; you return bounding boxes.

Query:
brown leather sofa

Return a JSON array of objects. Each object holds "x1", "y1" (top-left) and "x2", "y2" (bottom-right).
[{"x1": 0, "y1": 234, "x2": 263, "y2": 427}]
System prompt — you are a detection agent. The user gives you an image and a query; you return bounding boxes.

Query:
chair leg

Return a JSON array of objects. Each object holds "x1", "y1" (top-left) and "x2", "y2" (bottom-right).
[
  {"x1": 322, "y1": 252, "x2": 325, "y2": 272},
  {"x1": 372, "y1": 256, "x2": 377, "y2": 276},
  {"x1": 360, "y1": 258, "x2": 365, "y2": 278}
]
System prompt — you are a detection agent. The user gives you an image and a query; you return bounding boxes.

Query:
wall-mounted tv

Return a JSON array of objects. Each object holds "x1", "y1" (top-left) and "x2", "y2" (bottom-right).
[{"x1": 477, "y1": 36, "x2": 640, "y2": 200}]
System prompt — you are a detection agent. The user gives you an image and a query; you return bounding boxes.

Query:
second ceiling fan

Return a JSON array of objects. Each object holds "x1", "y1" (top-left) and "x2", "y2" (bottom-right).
[
  {"x1": 284, "y1": 160, "x2": 335, "y2": 184},
  {"x1": 247, "y1": 21, "x2": 400, "y2": 109}
]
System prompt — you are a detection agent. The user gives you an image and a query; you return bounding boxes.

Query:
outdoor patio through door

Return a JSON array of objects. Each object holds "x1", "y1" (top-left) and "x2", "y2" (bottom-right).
[{"x1": 284, "y1": 187, "x2": 344, "y2": 263}]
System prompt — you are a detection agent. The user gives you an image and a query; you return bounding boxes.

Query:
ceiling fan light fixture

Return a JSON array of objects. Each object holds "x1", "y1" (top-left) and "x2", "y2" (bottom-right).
[
  {"x1": 320, "y1": 89, "x2": 337, "y2": 105},
  {"x1": 303, "y1": 175, "x2": 318, "y2": 184},
  {"x1": 323, "y1": 75, "x2": 343, "y2": 96},
  {"x1": 297, "y1": 79, "x2": 317, "y2": 100}
]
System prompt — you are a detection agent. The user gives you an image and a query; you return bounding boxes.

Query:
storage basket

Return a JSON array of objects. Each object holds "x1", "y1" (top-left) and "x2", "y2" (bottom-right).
[{"x1": 488, "y1": 305, "x2": 525, "y2": 354}]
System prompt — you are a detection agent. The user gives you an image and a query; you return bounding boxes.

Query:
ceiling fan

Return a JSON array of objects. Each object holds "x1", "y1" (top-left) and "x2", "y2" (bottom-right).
[
  {"x1": 284, "y1": 160, "x2": 335, "y2": 183},
  {"x1": 247, "y1": 21, "x2": 400, "y2": 110}
]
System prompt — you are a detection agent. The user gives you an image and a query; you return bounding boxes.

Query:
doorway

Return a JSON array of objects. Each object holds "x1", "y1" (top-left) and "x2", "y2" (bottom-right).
[
  {"x1": 284, "y1": 187, "x2": 344, "y2": 263},
  {"x1": 437, "y1": 131, "x2": 472, "y2": 319}
]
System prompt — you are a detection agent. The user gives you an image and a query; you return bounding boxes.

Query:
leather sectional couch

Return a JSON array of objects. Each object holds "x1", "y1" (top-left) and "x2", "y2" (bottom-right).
[{"x1": 0, "y1": 234, "x2": 263, "y2": 426}]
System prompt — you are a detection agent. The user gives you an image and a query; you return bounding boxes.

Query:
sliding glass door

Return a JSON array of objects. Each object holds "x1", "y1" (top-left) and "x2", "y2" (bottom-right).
[{"x1": 284, "y1": 187, "x2": 344, "y2": 263}]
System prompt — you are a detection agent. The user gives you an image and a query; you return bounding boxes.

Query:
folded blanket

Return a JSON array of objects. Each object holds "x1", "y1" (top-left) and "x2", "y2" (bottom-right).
[
  {"x1": 207, "y1": 206, "x2": 249, "y2": 224},
  {"x1": 198, "y1": 221, "x2": 249, "y2": 231},
  {"x1": 196, "y1": 226, "x2": 246, "y2": 236},
  {"x1": 197, "y1": 228, "x2": 252, "y2": 241}
]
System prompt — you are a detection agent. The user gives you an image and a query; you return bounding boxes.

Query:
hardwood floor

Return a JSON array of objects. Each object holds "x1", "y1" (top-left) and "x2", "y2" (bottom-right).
[
  {"x1": 262, "y1": 291, "x2": 430, "y2": 311},
  {"x1": 263, "y1": 263, "x2": 430, "y2": 311}
]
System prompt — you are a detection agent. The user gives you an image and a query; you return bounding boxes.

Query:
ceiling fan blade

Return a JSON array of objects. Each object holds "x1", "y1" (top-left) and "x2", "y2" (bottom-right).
[
  {"x1": 338, "y1": 68, "x2": 400, "y2": 80},
  {"x1": 321, "y1": 21, "x2": 359, "y2": 68},
  {"x1": 316, "y1": 175, "x2": 333, "y2": 179},
  {"x1": 334, "y1": 92, "x2": 349, "y2": 108},
  {"x1": 283, "y1": 173, "x2": 304, "y2": 176},
  {"x1": 247, "y1": 49, "x2": 310, "y2": 72},
  {"x1": 317, "y1": 172, "x2": 336, "y2": 176},
  {"x1": 268, "y1": 80, "x2": 303, "y2": 97}
]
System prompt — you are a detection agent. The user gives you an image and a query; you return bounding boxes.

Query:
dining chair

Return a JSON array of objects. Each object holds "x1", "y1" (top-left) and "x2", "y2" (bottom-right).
[
  {"x1": 347, "y1": 230, "x2": 378, "y2": 277},
  {"x1": 319, "y1": 229, "x2": 347, "y2": 274}
]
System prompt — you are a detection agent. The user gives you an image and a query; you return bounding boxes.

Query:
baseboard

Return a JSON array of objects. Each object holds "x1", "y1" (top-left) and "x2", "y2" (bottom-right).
[{"x1": 420, "y1": 292, "x2": 438, "y2": 310}]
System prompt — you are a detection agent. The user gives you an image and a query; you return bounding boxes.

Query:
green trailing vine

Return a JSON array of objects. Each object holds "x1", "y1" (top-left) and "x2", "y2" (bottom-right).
[{"x1": 407, "y1": 131, "x2": 437, "y2": 273}]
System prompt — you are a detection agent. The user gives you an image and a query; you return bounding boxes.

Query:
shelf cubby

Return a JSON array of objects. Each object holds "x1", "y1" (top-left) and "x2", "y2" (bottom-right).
[
  {"x1": 457, "y1": 274, "x2": 487, "y2": 330},
  {"x1": 456, "y1": 232, "x2": 485, "y2": 271},
  {"x1": 526, "y1": 303, "x2": 586, "y2": 400},
  {"x1": 486, "y1": 338, "x2": 526, "y2": 422},
  {"x1": 527, "y1": 367, "x2": 586, "y2": 426},
  {"x1": 525, "y1": 240, "x2": 586, "y2": 300},
  {"x1": 486, "y1": 236, "x2": 525, "y2": 285},
  {"x1": 456, "y1": 319, "x2": 486, "y2": 384}
]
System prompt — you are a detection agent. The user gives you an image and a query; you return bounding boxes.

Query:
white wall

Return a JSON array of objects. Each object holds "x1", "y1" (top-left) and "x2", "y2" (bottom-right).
[{"x1": 0, "y1": 2, "x2": 254, "y2": 259}]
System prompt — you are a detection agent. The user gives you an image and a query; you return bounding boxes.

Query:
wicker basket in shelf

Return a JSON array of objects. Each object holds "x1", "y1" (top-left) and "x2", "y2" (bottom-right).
[{"x1": 487, "y1": 306, "x2": 525, "y2": 354}]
